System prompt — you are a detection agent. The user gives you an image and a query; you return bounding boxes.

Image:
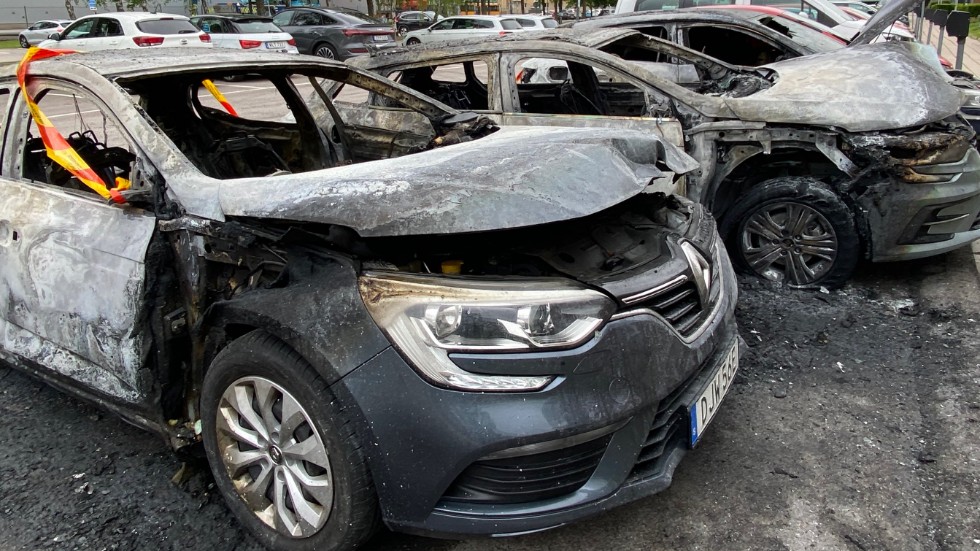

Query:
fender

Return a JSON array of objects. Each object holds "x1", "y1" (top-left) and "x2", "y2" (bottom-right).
[{"x1": 203, "y1": 252, "x2": 391, "y2": 386}]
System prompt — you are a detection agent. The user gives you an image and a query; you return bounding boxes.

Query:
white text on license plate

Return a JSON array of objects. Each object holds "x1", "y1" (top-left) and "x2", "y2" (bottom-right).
[
  {"x1": 266, "y1": 41, "x2": 286, "y2": 49},
  {"x1": 373, "y1": 35, "x2": 392, "y2": 42},
  {"x1": 689, "y1": 339, "x2": 738, "y2": 446}
]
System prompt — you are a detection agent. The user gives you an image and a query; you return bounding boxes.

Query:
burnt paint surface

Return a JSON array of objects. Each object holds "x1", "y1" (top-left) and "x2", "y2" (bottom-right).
[
  {"x1": 0, "y1": 181, "x2": 155, "y2": 403},
  {"x1": 217, "y1": 126, "x2": 674, "y2": 237}
]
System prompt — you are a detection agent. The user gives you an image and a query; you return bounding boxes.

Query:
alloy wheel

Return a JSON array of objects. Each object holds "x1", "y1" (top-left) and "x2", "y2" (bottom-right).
[
  {"x1": 738, "y1": 201, "x2": 838, "y2": 286},
  {"x1": 215, "y1": 376, "x2": 334, "y2": 538},
  {"x1": 315, "y1": 45, "x2": 335, "y2": 59},
  {"x1": 19, "y1": 36, "x2": 29, "y2": 48}
]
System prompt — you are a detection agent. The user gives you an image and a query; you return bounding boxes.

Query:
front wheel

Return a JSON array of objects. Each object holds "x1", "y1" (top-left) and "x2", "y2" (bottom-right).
[
  {"x1": 719, "y1": 177, "x2": 860, "y2": 289},
  {"x1": 19, "y1": 35, "x2": 29, "y2": 48},
  {"x1": 201, "y1": 330, "x2": 378, "y2": 551},
  {"x1": 405, "y1": 37, "x2": 421, "y2": 46},
  {"x1": 398, "y1": 25, "x2": 408, "y2": 34}
]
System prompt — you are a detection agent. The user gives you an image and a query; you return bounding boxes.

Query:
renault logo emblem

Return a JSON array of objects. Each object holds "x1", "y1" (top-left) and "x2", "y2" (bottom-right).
[{"x1": 680, "y1": 241, "x2": 711, "y2": 306}]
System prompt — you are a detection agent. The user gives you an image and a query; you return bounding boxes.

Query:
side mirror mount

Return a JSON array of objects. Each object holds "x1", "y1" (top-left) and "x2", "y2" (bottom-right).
[{"x1": 47, "y1": 32, "x2": 61, "y2": 40}]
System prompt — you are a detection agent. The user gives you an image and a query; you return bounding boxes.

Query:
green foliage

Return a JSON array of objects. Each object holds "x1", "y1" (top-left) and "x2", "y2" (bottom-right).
[{"x1": 930, "y1": 3, "x2": 980, "y2": 17}]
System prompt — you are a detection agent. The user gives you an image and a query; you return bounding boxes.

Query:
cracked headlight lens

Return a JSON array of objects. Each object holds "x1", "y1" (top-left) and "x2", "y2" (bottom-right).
[{"x1": 358, "y1": 273, "x2": 615, "y2": 392}]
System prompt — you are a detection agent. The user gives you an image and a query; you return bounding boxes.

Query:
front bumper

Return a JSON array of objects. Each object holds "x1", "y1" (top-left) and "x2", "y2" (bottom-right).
[
  {"x1": 860, "y1": 147, "x2": 980, "y2": 262},
  {"x1": 336, "y1": 257, "x2": 739, "y2": 538}
]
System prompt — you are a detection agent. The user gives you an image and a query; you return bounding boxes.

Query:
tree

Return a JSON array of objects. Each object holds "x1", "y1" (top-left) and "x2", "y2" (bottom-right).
[{"x1": 65, "y1": 0, "x2": 76, "y2": 18}]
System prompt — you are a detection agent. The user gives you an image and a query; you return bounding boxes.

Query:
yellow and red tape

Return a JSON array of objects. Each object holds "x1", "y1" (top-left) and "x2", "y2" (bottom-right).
[
  {"x1": 17, "y1": 47, "x2": 130, "y2": 204},
  {"x1": 202, "y1": 79, "x2": 238, "y2": 117},
  {"x1": 16, "y1": 49, "x2": 239, "y2": 204}
]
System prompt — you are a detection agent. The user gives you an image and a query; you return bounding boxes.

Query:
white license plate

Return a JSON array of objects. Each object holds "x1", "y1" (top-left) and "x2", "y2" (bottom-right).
[
  {"x1": 688, "y1": 339, "x2": 739, "y2": 446},
  {"x1": 266, "y1": 41, "x2": 286, "y2": 49},
  {"x1": 373, "y1": 35, "x2": 392, "y2": 42}
]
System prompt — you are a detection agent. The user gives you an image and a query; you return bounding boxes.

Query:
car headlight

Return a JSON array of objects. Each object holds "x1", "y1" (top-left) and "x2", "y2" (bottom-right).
[
  {"x1": 359, "y1": 273, "x2": 615, "y2": 392},
  {"x1": 961, "y1": 88, "x2": 980, "y2": 108}
]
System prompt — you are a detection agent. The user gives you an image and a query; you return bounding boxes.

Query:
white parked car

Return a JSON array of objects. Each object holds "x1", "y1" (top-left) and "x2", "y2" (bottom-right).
[
  {"x1": 512, "y1": 14, "x2": 559, "y2": 29},
  {"x1": 39, "y1": 12, "x2": 212, "y2": 51},
  {"x1": 190, "y1": 14, "x2": 297, "y2": 54},
  {"x1": 403, "y1": 15, "x2": 523, "y2": 45},
  {"x1": 18, "y1": 19, "x2": 72, "y2": 48}
]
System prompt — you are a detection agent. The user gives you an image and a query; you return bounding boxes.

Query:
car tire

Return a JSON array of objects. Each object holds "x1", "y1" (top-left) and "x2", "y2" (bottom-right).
[
  {"x1": 405, "y1": 37, "x2": 421, "y2": 46},
  {"x1": 398, "y1": 25, "x2": 408, "y2": 34},
  {"x1": 313, "y1": 43, "x2": 338, "y2": 60},
  {"x1": 201, "y1": 330, "x2": 379, "y2": 551},
  {"x1": 19, "y1": 35, "x2": 29, "y2": 48},
  {"x1": 718, "y1": 177, "x2": 859, "y2": 289}
]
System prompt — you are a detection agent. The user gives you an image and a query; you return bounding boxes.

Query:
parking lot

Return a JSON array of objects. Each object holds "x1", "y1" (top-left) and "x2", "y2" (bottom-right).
[
  {"x1": 1, "y1": 245, "x2": 978, "y2": 551},
  {"x1": 2, "y1": 20, "x2": 980, "y2": 551}
]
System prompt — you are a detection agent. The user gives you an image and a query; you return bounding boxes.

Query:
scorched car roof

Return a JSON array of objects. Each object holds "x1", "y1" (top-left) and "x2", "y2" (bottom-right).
[{"x1": 2, "y1": 48, "x2": 348, "y2": 82}]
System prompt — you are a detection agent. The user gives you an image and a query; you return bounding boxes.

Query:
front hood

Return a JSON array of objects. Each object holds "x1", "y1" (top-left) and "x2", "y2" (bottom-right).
[
  {"x1": 851, "y1": 0, "x2": 916, "y2": 45},
  {"x1": 218, "y1": 126, "x2": 694, "y2": 237},
  {"x1": 724, "y1": 42, "x2": 963, "y2": 132}
]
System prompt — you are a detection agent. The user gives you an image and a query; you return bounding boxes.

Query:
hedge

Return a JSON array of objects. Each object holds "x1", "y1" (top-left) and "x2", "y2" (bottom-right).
[{"x1": 929, "y1": 3, "x2": 980, "y2": 17}]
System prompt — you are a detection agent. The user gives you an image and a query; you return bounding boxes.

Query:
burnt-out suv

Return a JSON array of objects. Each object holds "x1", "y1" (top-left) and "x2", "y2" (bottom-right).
[{"x1": 0, "y1": 49, "x2": 739, "y2": 550}]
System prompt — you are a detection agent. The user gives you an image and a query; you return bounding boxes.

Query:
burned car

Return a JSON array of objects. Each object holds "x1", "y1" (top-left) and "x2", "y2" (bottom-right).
[
  {"x1": 0, "y1": 49, "x2": 740, "y2": 550},
  {"x1": 349, "y1": 28, "x2": 980, "y2": 288}
]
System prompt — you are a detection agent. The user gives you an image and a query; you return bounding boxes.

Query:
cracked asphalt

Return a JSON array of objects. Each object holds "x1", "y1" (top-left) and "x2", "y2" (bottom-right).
[{"x1": 1, "y1": 247, "x2": 978, "y2": 551}]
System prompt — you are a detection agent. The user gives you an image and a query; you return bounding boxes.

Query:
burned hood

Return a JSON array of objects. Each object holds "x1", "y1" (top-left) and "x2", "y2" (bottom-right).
[
  {"x1": 850, "y1": 0, "x2": 917, "y2": 46},
  {"x1": 217, "y1": 126, "x2": 695, "y2": 237},
  {"x1": 724, "y1": 42, "x2": 964, "y2": 132}
]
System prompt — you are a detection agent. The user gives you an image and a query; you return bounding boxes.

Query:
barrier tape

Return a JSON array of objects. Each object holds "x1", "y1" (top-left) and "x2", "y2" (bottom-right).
[
  {"x1": 202, "y1": 79, "x2": 238, "y2": 117},
  {"x1": 17, "y1": 47, "x2": 130, "y2": 204}
]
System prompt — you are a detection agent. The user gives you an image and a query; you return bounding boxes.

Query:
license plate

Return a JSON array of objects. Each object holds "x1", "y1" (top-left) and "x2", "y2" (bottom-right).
[
  {"x1": 373, "y1": 35, "x2": 392, "y2": 42},
  {"x1": 687, "y1": 339, "x2": 738, "y2": 446},
  {"x1": 266, "y1": 41, "x2": 286, "y2": 49}
]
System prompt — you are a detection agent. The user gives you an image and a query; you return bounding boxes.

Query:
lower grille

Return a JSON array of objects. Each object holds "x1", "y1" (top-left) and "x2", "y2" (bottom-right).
[
  {"x1": 628, "y1": 369, "x2": 700, "y2": 481},
  {"x1": 443, "y1": 434, "x2": 612, "y2": 504}
]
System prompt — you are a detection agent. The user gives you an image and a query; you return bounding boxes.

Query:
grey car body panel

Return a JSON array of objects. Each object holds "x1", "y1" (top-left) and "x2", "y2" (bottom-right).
[
  {"x1": 0, "y1": 181, "x2": 155, "y2": 404},
  {"x1": 727, "y1": 42, "x2": 965, "y2": 132},
  {"x1": 340, "y1": 255, "x2": 738, "y2": 529},
  {"x1": 217, "y1": 126, "x2": 681, "y2": 237},
  {"x1": 205, "y1": 253, "x2": 392, "y2": 384}
]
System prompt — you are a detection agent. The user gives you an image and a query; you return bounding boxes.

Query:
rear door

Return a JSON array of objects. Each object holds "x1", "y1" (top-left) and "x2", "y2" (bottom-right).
[{"x1": 274, "y1": 10, "x2": 322, "y2": 53}]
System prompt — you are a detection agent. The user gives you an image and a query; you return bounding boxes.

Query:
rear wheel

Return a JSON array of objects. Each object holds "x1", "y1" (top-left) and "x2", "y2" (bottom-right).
[
  {"x1": 398, "y1": 25, "x2": 408, "y2": 34},
  {"x1": 314, "y1": 43, "x2": 338, "y2": 60},
  {"x1": 719, "y1": 177, "x2": 860, "y2": 289},
  {"x1": 19, "y1": 35, "x2": 29, "y2": 48},
  {"x1": 201, "y1": 330, "x2": 378, "y2": 551}
]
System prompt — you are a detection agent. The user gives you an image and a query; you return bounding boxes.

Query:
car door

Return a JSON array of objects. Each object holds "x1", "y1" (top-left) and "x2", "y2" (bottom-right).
[
  {"x1": 275, "y1": 10, "x2": 322, "y2": 54},
  {"x1": 94, "y1": 17, "x2": 124, "y2": 49},
  {"x1": 54, "y1": 17, "x2": 99, "y2": 50},
  {"x1": 413, "y1": 18, "x2": 449, "y2": 43},
  {"x1": 498, "y1": 51, "x2": 686, "y2": 149},
  {"x1": 0, "y1": 79, "x2": 156, "y2": 405}
]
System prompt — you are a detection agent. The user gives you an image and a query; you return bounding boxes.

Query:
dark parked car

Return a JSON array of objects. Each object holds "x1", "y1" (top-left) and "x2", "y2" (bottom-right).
[
  {"x1": 349, "y1": 27, "x2": 980, "y2": 288},
  {"x1": 271, "y1": 6, "x2": 395, "y2": 59},
  {"x1": 394, "y1": 10, "x2": 437, "y2": 34},
  {"x1": 0, "y1": 48, "x2": 740, "y2": 551}
]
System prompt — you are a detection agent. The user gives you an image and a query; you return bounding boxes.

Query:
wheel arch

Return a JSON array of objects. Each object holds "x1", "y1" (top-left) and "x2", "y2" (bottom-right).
[{"x1": 199, "y1": 256, "x2": 391, "y2": 387}]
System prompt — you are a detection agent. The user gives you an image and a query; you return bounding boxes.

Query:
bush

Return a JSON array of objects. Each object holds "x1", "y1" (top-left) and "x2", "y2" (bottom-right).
[{"x1": 929, "y1": 3, "x2": 980, "y2": 17}]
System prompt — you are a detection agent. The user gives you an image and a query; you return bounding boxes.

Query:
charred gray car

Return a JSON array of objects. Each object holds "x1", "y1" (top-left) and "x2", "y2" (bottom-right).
[
  {"x1": 352, "y1": 28, "x2": 980, "y2": 287},
  {"x1": 0, "y1": 50, "x2": 740, "y2": 550}
]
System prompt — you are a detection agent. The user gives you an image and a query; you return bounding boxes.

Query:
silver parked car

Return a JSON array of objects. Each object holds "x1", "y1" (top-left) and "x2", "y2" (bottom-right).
[{"x1": 18, "y1": 19, "x2": 72, "y2": 47}]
